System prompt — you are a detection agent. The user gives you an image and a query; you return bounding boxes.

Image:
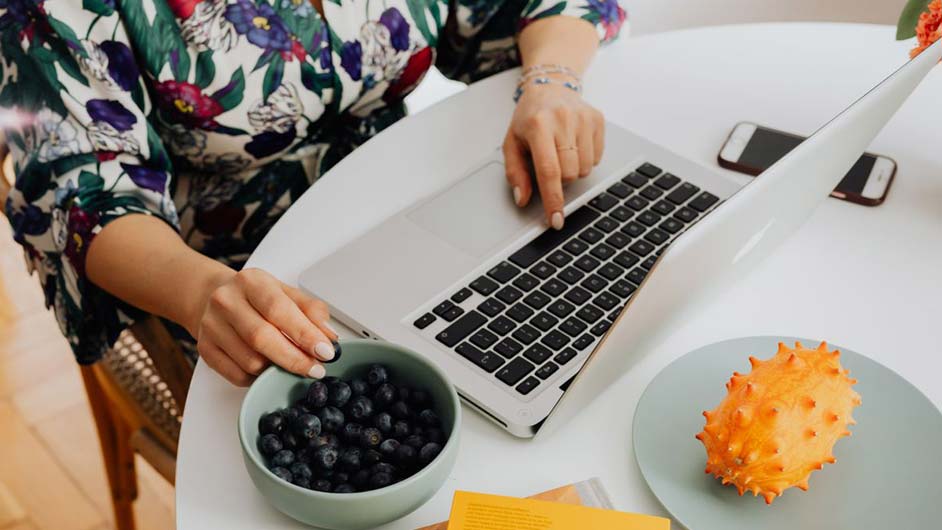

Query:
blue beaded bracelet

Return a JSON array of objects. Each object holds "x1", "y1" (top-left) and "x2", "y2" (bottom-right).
[{"x1": 513, "y1": 77, "x2": 582, "y2": 103}]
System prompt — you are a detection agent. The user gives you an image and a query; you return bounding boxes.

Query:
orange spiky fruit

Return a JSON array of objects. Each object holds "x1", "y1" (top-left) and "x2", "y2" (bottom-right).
[{"x1": 695, "y1": 341, "x2": 861, "y2": 504}]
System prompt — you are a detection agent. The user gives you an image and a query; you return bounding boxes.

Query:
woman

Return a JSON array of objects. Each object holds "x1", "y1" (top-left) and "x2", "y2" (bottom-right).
[{"x1": 1, "y1": 0, "x2": 627, "y2": 385}]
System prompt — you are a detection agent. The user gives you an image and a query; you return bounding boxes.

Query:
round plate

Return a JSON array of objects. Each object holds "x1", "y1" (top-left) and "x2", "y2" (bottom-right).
[{"x1": 633, "y1": 336, "x2": 942, "y2": 529}]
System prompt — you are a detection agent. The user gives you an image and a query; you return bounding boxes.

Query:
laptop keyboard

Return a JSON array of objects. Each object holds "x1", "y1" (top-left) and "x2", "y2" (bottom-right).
[{"x1": 412, "y1": 162, "x2": 720, "y2": 397}]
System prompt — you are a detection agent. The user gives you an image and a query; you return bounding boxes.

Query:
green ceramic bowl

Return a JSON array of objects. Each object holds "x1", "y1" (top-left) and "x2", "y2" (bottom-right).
[{"x1": 238, "y1": 339, "x2": 461, "y2": 529}]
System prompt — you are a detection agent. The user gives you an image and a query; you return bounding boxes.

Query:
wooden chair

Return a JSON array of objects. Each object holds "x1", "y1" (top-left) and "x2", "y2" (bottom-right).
[{"x1": 1, "y1": 145, "x2": 193, "y2": 530}]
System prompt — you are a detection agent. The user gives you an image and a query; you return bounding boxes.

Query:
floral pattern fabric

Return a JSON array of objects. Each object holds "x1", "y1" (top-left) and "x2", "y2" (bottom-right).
[{"x1": 1, "y1": 0, "x2": 627, "y2": 365}]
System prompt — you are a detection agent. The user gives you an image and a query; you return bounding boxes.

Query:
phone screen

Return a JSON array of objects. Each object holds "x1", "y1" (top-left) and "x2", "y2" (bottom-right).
[{"x1": 740, "y1": 126, "x2": 876, "y2": 194}]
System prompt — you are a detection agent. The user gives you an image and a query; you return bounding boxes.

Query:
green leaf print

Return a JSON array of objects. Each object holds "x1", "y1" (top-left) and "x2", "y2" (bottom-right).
[
  {"x1": 262, "y1": 55, "x2": 285, "y2": 102},
  {"x1": 213, "y1": 67, "x2": 246, "y2": 111},
  {"x1": 46, "y1": 16, "x2": 87, "y2": 59},
  {"x1": 82, "y1": 0, "x2": 116, "y2": 16},
  {"x1": 195, "y1": 51, "x2": 216, "y2": 89},
  {"x1": 405, "y1": 0, "x2": 436, "y2": 46}
]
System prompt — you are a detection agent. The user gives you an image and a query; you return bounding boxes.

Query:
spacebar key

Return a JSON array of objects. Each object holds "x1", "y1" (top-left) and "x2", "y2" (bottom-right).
[
  {"x1": 508, "y1": 206, "x2": 601, "y2": 268},
  {"x1": 435, "y1": 311, "x2": 487, "y2": 348}
]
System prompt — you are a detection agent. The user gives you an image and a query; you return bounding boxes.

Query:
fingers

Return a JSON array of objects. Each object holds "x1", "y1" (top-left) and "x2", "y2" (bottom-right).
[
  {"x1": 527, "y1": 123, "x2": 565, "y2": 229},
  {"x1": 228, "y1": 296, "x2": 326, "y2": 379},
  {"x1": 283, "y1": 285, "x2": 337, "y2": 341},
  {"x1": 198, "y1": 339, "x2": 255, "y2": 387},
  {"x1": 554, "y1": 110, "x2": 579, "y2": 183},
  {"x1": 202, "y1": 313, "x2": 270, "y2": 376},
  {"x1": 576, "y1": 116, "x2": 594, "y2": 178},
  {"x1": 503, "y1": 132, "x2": 532, "y2": 207},
  {"x1": 592, "y1": 109, "x2": 605, "y2": 165}
]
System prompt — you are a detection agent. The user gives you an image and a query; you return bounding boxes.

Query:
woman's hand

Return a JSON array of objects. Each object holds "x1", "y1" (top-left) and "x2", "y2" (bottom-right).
[{"x1": 189, "y1": 267, "x2": 338, "y2": 386}]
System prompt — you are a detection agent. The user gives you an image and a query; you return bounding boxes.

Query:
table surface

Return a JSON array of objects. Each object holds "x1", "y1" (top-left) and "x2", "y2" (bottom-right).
[{"x1": 176, "y1": 23, "x2": 942, "y2": 529}]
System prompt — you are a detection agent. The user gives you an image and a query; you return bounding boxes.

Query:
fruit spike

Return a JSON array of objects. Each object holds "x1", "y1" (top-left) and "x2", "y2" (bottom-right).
[{"x1": 696, "y1": 341, "x2": 861, "y2": 505}]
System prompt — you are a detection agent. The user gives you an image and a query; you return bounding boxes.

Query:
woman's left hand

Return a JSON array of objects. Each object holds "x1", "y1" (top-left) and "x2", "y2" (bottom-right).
[{"x1": 503, "y1": 82, "x2": 605, "y2": 230}]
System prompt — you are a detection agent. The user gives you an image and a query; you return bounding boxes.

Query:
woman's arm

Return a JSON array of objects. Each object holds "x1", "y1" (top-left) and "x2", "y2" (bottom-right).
[{"x1": 87, "y1": 215, "x2": 338, "y2": 385}]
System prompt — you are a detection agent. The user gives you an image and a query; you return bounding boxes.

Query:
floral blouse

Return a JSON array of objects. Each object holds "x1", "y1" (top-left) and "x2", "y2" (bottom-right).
[{"x1": 1, "y1": 0, "x2": 627, "y2": 365}]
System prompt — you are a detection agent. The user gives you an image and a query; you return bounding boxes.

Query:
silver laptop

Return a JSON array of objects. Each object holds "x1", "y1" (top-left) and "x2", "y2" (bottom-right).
[{"x1": 301, "y1": 41, "x2": 941, "y2": 438}]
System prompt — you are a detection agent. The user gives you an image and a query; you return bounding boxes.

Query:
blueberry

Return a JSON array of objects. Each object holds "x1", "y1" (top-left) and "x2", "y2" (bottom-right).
[
  {"x1": 390, "y1": 401, "x2": 411, "y2": 419},
  {"x1": 284, "y1": 407, "x2": 300, "y2": 422},
  {"x1": 341, "y1": 423, "x2": 364, "y2": 444},
  {"x1": 340, "y1": 447, "x2": 362, "y2": 471},
  {"x1": 425, "y1": 427, "x2": 445, "y2": 444},
  {"x1": 368, "y1": 472, "x2": 393, "y2": 490},
  {"x1": 349, "y1": 378, "x2": 370, "y2": 397},
  {"x1": 312, "y1": 479, "x2": 332, "y2": 492},
  {"x1": 334, "y1": 483, "x2": 357, "y2": 493},
  {"x1": 418, "y1": 409, "x2": 439, "y2": 427},
  {"x1": 373, "y1": 462, "x2": 397, "y2": 475},
  {"x1": 404, "y1": 434, "x2": 425, "y2": 449},
  {"x1": 362, "y1": 449, "x2": 382, "y2": 467},
  {"x1": 367, "y1": 364, "x2": 389, "y2": 386},
  {"x1": 330, "y1": 340, "x2": 343, "y2": 360},
  {"x1": 327, "y1": 380, "x2": 352, "y2": 408},
  {"x1": 379, "y1": 438, "x2": 400, "y2": 456},
  {"x1": 258, "y1": 411, "x2": 285, "y2": 435},
  {"x1": 398, "y1": 386, "x2": 411, "y2": 402},
  {"x1": 293, "y1": 413, "x2": 322, "y2": 440},
  {"x1": 333, "y1": 471, "x2": 350, "y2": 484},
  {"x1": 317, "y1": 406, "x2": 345, "y2": 432},
  {"x1": 419, "y1": 442, "x2": 442, "y2": 465},
  {"x1": 281, "y1": 430, "x2": 301, "y2": 450},
  {"x1": 373, "y1": 383, "x2": 397, "y2": 409},
  {"x1": 271, "y1": 449, "x2": 296, "y2": 468},
  {"x1": 259, "y1": 433, "x2": 283, "y2": 456},
  {"x1": 312, "y1": 445, "x2": 339, "y2": 470},
  {"x1": 410, "y1": 389, "x2": 429, "y2": 407},
  {"x1": 305, "y1": 381, "x2": 329, "y2": 409},
  {"x1": 395, "y1": 444, "x2": 416, "y2": 466},
  {"x1": 347, "y1": 396, "x2": 374, "y2": 421},
  {"x1": 360, "y1": 427, "x2": 382, "y2": 449},
  {"x1": 352, "y1": 469, "x2": 370, "y2": 488},
  {"x1": 293, "y1": 477, "x2": 311, "y2": 489},
  {"x1": 374, "y1": 412, "x2": 393, "y2": 434},
  {"x1": 290, "y1": 462, "x2": 313, "y2": 481},
  {"x1": 392, "y1": 420, "x2": 411, "y2": 439},
  {"x1": 271, "y1": 466, "x2": 293, "y2": 483}
]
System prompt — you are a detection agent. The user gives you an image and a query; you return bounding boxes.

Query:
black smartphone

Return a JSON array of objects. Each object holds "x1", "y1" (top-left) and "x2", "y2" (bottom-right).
[{"x1": 718, "y1": 122, "x2": 897, "y2": 206}]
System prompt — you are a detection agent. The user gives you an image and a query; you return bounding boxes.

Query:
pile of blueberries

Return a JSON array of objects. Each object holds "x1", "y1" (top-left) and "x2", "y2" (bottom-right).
[{"x1": 257, "y1": 364, "x2": 447, "y2": 493}]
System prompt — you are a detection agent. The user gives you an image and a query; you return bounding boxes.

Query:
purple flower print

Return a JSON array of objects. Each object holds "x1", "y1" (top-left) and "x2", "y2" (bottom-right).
[
  {"x1": 86, "y1": 99, "x2": 137, "y2": 131},
  {"x1": 99, "y1": 40, "x2": 140, "y2": 91},
  {"x1": 9, "y1": 204, "x2": 49, "y2": 245},
  {"x1": 224, "y1": 0, "x2": 291, "y2": 52},
  {"x1": 586, "y1": 0, "x2": 626, "y2": 41},
  {"x1": 120, "y1": 163, "x2": 167, "y2": 194},
  {"x1": 379, "y1": 8, "x2": 410, "y2": 52},
  {"x1": 340, "y1": 40, "x2": 362, "y2": 81}
]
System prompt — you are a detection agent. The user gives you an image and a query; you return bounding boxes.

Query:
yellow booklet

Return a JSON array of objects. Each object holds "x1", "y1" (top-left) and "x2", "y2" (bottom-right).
[{"x1": 445, "y1": 491, "x2": 670, "y2": 530}]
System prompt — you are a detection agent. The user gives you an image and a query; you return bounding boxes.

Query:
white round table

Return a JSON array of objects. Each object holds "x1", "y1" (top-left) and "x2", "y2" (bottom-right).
[{"x1": 177, "y1": 23, "x2": 942, "y2": 529}]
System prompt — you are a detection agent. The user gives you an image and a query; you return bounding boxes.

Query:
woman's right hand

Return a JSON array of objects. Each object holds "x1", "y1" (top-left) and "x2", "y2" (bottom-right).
[{"x1": 189, "y1": 267, "x2": 339, "y2": 386}]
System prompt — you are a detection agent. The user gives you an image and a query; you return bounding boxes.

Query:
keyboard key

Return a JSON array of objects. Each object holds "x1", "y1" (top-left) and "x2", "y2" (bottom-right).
[
  {"x1": 524, "y1": 344, "x2": 553, "y2": 364},
  {"x1": 470, "y1": 276, "x2": 499, "y2": 296},
  {"x1": 470, "y1": 329, "x2": 498, "y2": 349},
  {"x1": 674, "y1": 206, "x2": 698, "y2": 223},
  {"x1": 577, "y1": 304, "x2": 604, "y2": 324},
  {"x1": 625, "y1": 195, "x2": 649, "y2": 211},
  {"x1": 457, "y1": 342, "x2": 504, "y2": 373},
  {"x1": 604, "y1": 232, "x2": 630, "y2": 249},
  {"x1": 548, "y1": 299, "x2": 576, "y2": 318},
  {"x1": 590, "y1": 243, "x2": 617, "y2": 260},
  {"x1": 666, "y1": 182, "x2": 699, "y2": 205},
  {"x1": 487, "y1": 316, "x2": 516, "y2": 336},
  {"x1": 574, "y1": 255, "x2": 600, "y2": 273},
  {"x1": 497, "y1": 358, "x2": 536, "y2": 385},
  {"x1": 636, "y1": 163, "x2": 661, "y2": 178},
  {"x1": 558, "y1": 266, "x2": 585, "y2": 285},
  {"x1": 435, "y1": 311, "x2": 487, "y2": 347},
  {"x1": 622, "y1": 172, "x2": 648, "y2": 188},
  {"x1": 563, "y1": 238, "x2": 589, "y2": 256},
  {"x1": 640, "y1": 186, "x2": 663, "y2": 200},
  {"x1": 496, "y1": 285, "x2": 523, "y2": 304},
  {"x1": 641, "y1": 256, "x2": 657, "y2": 270},
  {"x1": 580, "y1": 274, "x2": 608, "y2": 293},
  {"x1": 413, "y1": 313, "x2": 436, "y2": 329},
  {"x1": 564, "y1": 286, "x2": 592, "y2": 305},
  {"x1": 608, "y1": 306, "x2": 624, "y2": 322},
  {"x1": 614, "y1": 251, "x2": 641, "y2": 269},
  {"x1": 547, "y1": 250, "x2": 572, "y2": 267},
  {"x1": 494, "y1": 337, "x2": 523, "y2": 358},
  {"x1": 541, "y1": 330, "x2": 570, "y2": 350},
  {"x1": 627, "y1": 268, "x2": 647, "y2": 284},
  {"x1": 540, "y1": 278, "x2": 568, "y2": 297},
  {"x1": 645, "y1": 228, "x2": 670, "y2": 245},
  {"x1": 511, "y1": 272, "x2": 538, "y2": 292},
  {"x1": 607, "y1": 182, "x2": 632, "y2": 198},
  {"x1": 637, "y1": 210, "x2": 661, "y2": 227},
  {"x1": 523, "y1": 291, "x2": 551, "y2": 310},
  {"x1": 573, "y1": 334, "x2": 595, "y2": 350},
  {"x1": 609, "y1": 279, "x2": 637, "y2": 298},
  {"x1": 451, "y1": 288, "x2": 472, "y2": 303},
  {"x1": 592, "y1": 292, "x2": 619, "y2": 311},
  {"x1": 516, "y1": 376, "x2": 540, "y2": 395},
  {"x1": 507, "y1": 303, "x2": 535, "y2": 323},
  {"x1": 629, "y1": 240, "x2": 656, "y2": 257},
  {"x1": 621, "y1": 221, "x2": 646, "y2": 238},
  {"x1": 609, "y1": 205, "x2": 633, "y2": 222},
  {"x1": 536, "y1": 362, "x2": 560, "y2": 380},
  {"x1": 590, "y1": 320, "x2": 612, "y2": 336},
  {"x1": 659, "y1": 218, "x2": 684, "y2": 234},
  {"x1": 594, "y1": 216, "x2": 619, "y2": 233},
  {"x1": 598, "y1": 263, "x2": 625, "y2": 281},
  {"x1": 689, "y1": 191, "x2": 720, "y2": 212},
  {"x1": 654, "y1": 173, "x2": 681, "y2": 189},
  {"x1": 555, "y1": 348, "x2": 578, "y2": 365},
  {"x1": 477, "y1": 298, "x2": 506, "y2": 317},
  {"x1": 530, "y1": 312, "x2": 559, "y2": 332},
  {"x1": 512, "y1": 324, "x2": 540, "y2": 345},
  {"x1": 531, "y1": 261, "x2": 557, "y2": 279},
  {"x1": 588, "y1": 193, "x2": 618, "y2": 212},
  {"x1": 579, "y1": 228, "x2": 604, "y2": 244},
  {"x1": 560, "y1": 317, "x2": 588, "y2": 337},
  {"x1": 508, "y1": 206, "x2": 600, "y2": 268},
  {"x1": 433, "y1": 300, "x2": 456, "y2": 318},
  {"x1": 651, "y1": 200, "x2": 675, "y2": 215},
  {"x1": 487, "y1": 262, "x2": 520, "y2": 283},
  {"x1": 441, "y1": 306, "x2": 464, "y2": 321}
]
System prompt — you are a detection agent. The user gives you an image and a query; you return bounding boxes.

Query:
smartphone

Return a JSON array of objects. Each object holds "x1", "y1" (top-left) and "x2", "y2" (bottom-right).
[{"x1": 718, "y1": 122, "x2": 896, "y2": 206}]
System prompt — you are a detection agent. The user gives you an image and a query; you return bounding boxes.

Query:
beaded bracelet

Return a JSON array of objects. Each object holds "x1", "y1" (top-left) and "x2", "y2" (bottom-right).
[
  {"x1": 521, "y1": 63, "x2": 580, "y2": 79},
  {"x1": 513, "y1": 76, "x2": 582, "y2": 103}
]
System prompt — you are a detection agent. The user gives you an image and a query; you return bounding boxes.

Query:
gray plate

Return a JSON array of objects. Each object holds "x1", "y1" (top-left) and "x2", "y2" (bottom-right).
[{"x1": 633, "y1": 336, "x2": 942, "y2": 530}]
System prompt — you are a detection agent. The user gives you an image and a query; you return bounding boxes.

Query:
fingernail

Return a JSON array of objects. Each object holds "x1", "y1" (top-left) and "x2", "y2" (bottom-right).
[
  {"x1": 551, "y1": 211, "x2": 564, "y2": 230},
  {"x1": 308, "y1": 363, "x2": 326, "y2": 379},
  {"x1": 323, "y1": 321, "x2": 338, "y2": 337},
  {"x1": 512, "y1": 186, "x2": 523, "y2": 206},
  {"x1": 314, "y1": 341, "x2": 335, "y2": 361}
]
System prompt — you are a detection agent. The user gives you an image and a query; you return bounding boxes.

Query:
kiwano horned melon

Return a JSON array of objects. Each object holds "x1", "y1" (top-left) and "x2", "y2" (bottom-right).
[{"x1": 695, "y1": 341, "x2": 861, "y2": 504}]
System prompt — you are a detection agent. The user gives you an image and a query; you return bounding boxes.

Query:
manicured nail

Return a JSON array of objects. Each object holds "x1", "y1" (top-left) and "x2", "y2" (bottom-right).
[
  {"x1": 551, "y1": 211, "x2": 564, "y2": 230},
  {"x1": 314, "y1": 341, "x2": 335, "y2": 361},
  {"x1": 308, "y1": 363, "x2": 326, "y2": 379},
  {"x1": 513, "y1": 186, "x2": 523, "y2": 206}
]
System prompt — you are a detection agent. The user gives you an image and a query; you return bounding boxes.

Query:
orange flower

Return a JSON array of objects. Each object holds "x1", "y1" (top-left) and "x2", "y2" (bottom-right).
[{"x1": 911, "y1": 0, "x2": 942, "y2": 58}]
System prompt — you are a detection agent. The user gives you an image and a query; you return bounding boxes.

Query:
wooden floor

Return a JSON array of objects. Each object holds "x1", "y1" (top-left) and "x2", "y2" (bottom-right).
[{"x1": 0, "y1": 217, "x2": 175, "y2": 530}]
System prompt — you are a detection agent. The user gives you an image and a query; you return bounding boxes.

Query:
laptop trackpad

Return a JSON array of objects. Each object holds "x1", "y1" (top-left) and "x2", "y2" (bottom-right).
[{"x1": 407, "y1": 161, "x2": 541, "y2": 258}]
